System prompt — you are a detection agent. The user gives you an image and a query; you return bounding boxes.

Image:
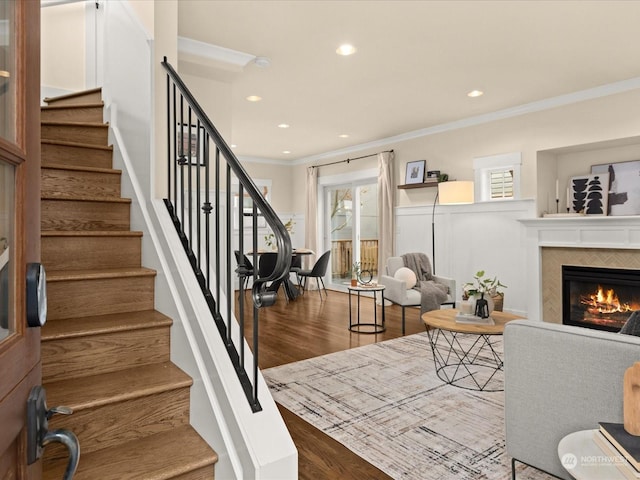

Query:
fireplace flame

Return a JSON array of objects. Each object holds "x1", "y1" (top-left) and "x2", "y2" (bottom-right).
[{"x1": 580, "y1": 285, "x2": 633, "y2": 314}]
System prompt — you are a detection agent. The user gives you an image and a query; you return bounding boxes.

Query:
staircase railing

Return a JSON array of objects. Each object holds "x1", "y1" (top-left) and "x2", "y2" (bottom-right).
[{"x1": 161, "y1": 58, "x2": 291, "y2": 413}]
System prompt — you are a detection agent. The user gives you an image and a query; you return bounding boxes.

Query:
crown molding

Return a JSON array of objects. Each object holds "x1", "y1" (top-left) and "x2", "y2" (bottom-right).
[{"x1": 178, "y1": 36, "x2": 255, "y2": 68}]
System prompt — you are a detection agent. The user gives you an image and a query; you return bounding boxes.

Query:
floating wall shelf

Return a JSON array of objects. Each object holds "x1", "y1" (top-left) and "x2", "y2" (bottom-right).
[{"x1": 397, "y1": 182, "x2": 438, "y2": 190}]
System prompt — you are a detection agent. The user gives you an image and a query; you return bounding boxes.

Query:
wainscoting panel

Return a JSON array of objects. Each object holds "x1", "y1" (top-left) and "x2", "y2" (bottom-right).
[{"x1": 395, "y1": 199, "x2": 535, "y2": 316}]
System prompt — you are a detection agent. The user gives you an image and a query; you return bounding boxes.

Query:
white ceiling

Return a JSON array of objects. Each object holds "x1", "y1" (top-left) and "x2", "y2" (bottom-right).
[{"x1": 177, "y1": 0, "x2": 640, "y2": 162}]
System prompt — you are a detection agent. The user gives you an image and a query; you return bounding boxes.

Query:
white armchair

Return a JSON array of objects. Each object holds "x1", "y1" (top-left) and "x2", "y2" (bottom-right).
[{"x1": 379, "y1": 256, "x2": 456, "y2": 334}]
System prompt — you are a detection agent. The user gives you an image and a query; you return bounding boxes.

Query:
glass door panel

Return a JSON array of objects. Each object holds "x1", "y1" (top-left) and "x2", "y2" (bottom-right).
[
  {"x1": 0, "y1": 160, "x2": 14, "y2": 342},
  {"x1": 0, "y1": 1, "x2": 17, "y2": 143},
  {"x1": 327, "y1": 181, "x2": 379, "y2": 287},
  {"x1": 358, "y1": 184, "x2": 378, "y2": 280},
  {"x1": 328, "y1": 185, "x2": 353, "y2": 283}
]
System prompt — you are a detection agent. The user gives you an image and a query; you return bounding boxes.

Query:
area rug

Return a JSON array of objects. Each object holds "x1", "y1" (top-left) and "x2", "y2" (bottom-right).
[{"x1": 263, "y1": 332, "x2": 555, "y2": 480}]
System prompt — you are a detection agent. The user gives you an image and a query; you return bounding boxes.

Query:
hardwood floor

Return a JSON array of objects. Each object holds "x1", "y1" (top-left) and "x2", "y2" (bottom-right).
[{"x1": 240, "y1": 285, "x2": 428, "y2": 479}]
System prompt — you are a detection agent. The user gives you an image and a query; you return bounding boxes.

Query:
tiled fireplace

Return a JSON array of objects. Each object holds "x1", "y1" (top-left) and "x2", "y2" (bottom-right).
[{"x1": 521, "y1": 216, "x2": 640, "y2": 324}]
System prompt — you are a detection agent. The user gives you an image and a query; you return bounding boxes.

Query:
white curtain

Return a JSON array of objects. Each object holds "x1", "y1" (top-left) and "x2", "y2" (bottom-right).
[
  {"x1": 377, "y1": 151, "x2": 394, "y2": 276},
  {"x1": 305, "y1": 166, "x2": 318, "y2": 269}
]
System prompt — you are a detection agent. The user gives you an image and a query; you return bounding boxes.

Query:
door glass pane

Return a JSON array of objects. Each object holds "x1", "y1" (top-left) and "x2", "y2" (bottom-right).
[
  {"x1": 358, "y1": 184, "x2": 378, "y2": 280},
  {"x1": 328, "y1": 182, "x2": 379, "y2": 284},
  {"x1": 0, "y1": 1, "x2": 16, "y2": 143},
  {"x1": 329, "y1": 186, "x2": 353, "y2": 283},
  {"x1": 0, "y1": 161, "x2": 14, "y2": 341}
]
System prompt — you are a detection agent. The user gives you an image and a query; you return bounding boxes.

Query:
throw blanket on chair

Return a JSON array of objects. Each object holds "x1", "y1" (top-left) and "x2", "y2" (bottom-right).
[{"x1": 401, "y1": 253, "x2": 448, "y2": 314}]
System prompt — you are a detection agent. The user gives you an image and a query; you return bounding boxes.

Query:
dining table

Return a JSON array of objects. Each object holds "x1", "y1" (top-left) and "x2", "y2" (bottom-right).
[{"x1": 248, "y1": 248, "x2": 315, "y2": 301}]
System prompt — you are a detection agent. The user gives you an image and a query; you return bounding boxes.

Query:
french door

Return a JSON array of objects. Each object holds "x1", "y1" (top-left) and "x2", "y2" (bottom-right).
[
  {"x1": 325, "y1": 180, "x2": 378, "y2": 288},
  {"x1": 0, "y1": 1, "x2": 43, "y2": 478}
]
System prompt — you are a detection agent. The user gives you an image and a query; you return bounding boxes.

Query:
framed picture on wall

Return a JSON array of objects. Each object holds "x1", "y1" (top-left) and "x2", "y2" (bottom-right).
[
  {"x1": 232, "y1": 179, "x2": 271, "y2": 229},
  {"x1": 591, "y1": 160, "x2": 640, "y2": 215},
  {"x1": 405, "y1": 160, "x2": 426, "y2": 184},
  {"x1": 568, "y1": 173, "x2": 609, "y2": 215},
  {"x1": 176, "y1": 123, "x2": 207, "y2": 166}
]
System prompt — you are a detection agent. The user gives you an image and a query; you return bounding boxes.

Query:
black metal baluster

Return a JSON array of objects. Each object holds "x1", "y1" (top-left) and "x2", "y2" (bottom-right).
[
  {"x1": 238, "y1": 183, "x2": 245, "y2": 370},
  {"x1": 252, "y1": 203, "x2": 259, "y2": 409},
  {"x1": 226, "y1": 164, "x2": 232, "y2": 345},
  {"x1": 179, "y1": 96, "x2": 185, "y2": 230},
  {"x1": 166, "y1": 69, "x2": 172, "y2": 211},
  {"x1": 212, "y1": 143, "x2": 218, "y2": 318},
  {"x1": 172, "y1": 83, "x2": 178, "y2": 216},
  {"x1": 196, "y1": 119, "x2": 202, "y2": 271},
  {"x1": 187, "y1": 110, "x2": 193, "y2": 252},
  {"x1": 202, "y1": 135, "x2": 211, "y2": 292},
  {"x1": 214, "y1": 147, "x2": 221, "y2": 324}
]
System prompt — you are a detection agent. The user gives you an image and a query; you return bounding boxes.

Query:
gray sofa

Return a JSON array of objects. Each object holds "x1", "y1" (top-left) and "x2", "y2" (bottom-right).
[{"x1": 504, "y1": 319, "x2": 640, "y2": 479}]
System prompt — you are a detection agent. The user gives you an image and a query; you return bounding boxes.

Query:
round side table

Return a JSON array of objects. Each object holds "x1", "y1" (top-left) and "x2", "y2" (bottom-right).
[{"x1": 347, "y1": 285, "x2": 386, "y2": 334}]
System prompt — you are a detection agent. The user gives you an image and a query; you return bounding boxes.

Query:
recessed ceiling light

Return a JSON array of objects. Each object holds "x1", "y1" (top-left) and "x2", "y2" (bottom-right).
[
  {"x1": 336, "y1": 44, "x2": 357, "y2": 56},
  {"x1": 231, "y1": 144, "x2": 237, "y2": 148},
  {"x1": 254, "y1": 56, "x2": 271, "y2": 68},
  {"x1": 339, "y1": 134, "x2": 350, "y2": 138},
  {"x1": 282, "y1": 150, "x2": 291, "y2": 154},
  {"x1": 278, "y1": 123, "x2": 290, "y2": 129},
  {"x1": 467, "y1": 90, "x2": 484, "y2": 98},
  {"x1": 246, "y1": 95, "x2": 262, "y2": 102}
]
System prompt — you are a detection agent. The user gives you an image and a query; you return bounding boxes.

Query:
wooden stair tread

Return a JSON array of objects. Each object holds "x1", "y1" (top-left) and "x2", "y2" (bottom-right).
[
  {"x1": 43, "y1": 87, "x2": 102, "y2": 104},
  {"x1": 42, "y1": 230, "x2": 143, "y2": 238},
  {"x1": 41, "y1": 139, "x2": 113, "y2": 151},
  {"x1": 46, "y1": 267, "x2": 156, "y2": 282},
  {"x1": 42, "y1": 194, "x2": 131, "y2": 204},
  {"x1": 43, "y1": 163, "x2": 121, "y2": 175},
  {"x1": 42, "y1": 120, "x2": 108, "y2": 128},
  {"x1": 43, "y1": 425, "x2": 217, "y2": 480},
  {"x1": 41, "y1": 102, "x2": 104, "y2": 111},
  {"x1": 42, "y1": 310, "x2": 173, "y2": 341},
  {"x1": 44, "y1": 362, "x2": 192, "y2": 411}
]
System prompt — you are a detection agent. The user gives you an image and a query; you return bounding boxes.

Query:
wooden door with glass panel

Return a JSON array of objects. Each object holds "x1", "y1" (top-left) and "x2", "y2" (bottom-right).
[{"x1": 0, "y1": 1, "x2": 43, "y2": 478}]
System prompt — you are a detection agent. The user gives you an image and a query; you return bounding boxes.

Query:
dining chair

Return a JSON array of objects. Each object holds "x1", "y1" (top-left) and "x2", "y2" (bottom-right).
[
  {"x1": 257, "y1": 252, "x2": 286, "y2": 302},
  {"x1": 289, "y1": 254, "x2": 302, "y2": 285},
  {"x1": 297, "y1": 250, "x2": 331, "y2": 300},
  {"x1": 234, "y1": 250, "x2": 254, "y2": 291}
]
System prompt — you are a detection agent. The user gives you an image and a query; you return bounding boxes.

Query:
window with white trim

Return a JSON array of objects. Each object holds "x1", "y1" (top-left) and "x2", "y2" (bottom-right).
[{"x1": 474, "y1": 152, "x2": 521, "y2": 202}]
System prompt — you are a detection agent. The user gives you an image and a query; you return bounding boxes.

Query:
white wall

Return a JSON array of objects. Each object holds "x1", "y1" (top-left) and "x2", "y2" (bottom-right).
[
  {"x1": 41, "y1": 1, "x2": 87, "y2": 96},
  {"x1": 396, "y1": 199, "x2": 535, "y2": 316}
]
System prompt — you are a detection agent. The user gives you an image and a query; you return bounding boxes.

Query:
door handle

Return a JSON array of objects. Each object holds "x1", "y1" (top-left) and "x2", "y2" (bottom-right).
[
  {"x1": 27, "y1": 386, "x2": 80, "y2": 479},
  {"x1": 42, "y1": 429, "x2": 80, "y2": 480}
]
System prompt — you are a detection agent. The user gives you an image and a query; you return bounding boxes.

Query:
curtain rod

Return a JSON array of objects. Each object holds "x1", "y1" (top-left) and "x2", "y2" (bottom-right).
[{"x1": 311, "y1": 149, "x2": 393, "y2": 169}]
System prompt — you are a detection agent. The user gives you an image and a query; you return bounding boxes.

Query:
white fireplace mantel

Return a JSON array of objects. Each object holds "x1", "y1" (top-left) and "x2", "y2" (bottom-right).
[{"x1": 519, "y1": 216, "x2": 640, "y2": 321}]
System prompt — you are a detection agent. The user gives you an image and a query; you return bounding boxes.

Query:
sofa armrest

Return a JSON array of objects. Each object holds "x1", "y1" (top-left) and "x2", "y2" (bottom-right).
[
  {"x1": 378, "y1": 275, "x2": 409, "y2": 305},
  {"x1": 504, "y1": 320, "x2": 640, "y2": 479}
]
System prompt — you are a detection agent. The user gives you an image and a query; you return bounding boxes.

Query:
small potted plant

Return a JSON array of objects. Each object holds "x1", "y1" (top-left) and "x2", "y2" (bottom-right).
[
  {"x1": 462, "y1": 270, "x2": 507, "y2": 312},
  {"x1": 350, "y1": 261, "x2": 361, "y2": 287},
  {"x1": 264, "y1": 218, "x2": 296, "y2": 250}
]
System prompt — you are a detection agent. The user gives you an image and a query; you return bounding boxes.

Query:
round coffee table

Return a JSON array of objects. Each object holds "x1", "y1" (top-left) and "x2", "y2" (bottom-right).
[{"x1": 422, "y1": 309, "x2": 524, "y2": 391}]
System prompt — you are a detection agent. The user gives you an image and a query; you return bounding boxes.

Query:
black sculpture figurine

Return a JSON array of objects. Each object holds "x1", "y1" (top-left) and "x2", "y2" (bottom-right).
[{"x1": 475, "y1": 292, "x2": 490, "y2": 318}]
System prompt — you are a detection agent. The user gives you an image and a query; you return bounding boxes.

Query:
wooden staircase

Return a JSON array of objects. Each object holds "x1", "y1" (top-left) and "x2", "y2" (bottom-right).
[{"x1": 40, "y1": 88, "x2": 218, "y2": 480}]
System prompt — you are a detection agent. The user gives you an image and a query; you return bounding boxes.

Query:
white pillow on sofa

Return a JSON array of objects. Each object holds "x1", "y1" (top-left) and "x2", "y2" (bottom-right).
[{"x1": 394, "y1": 267, "x2": 417, "y2": 289}]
